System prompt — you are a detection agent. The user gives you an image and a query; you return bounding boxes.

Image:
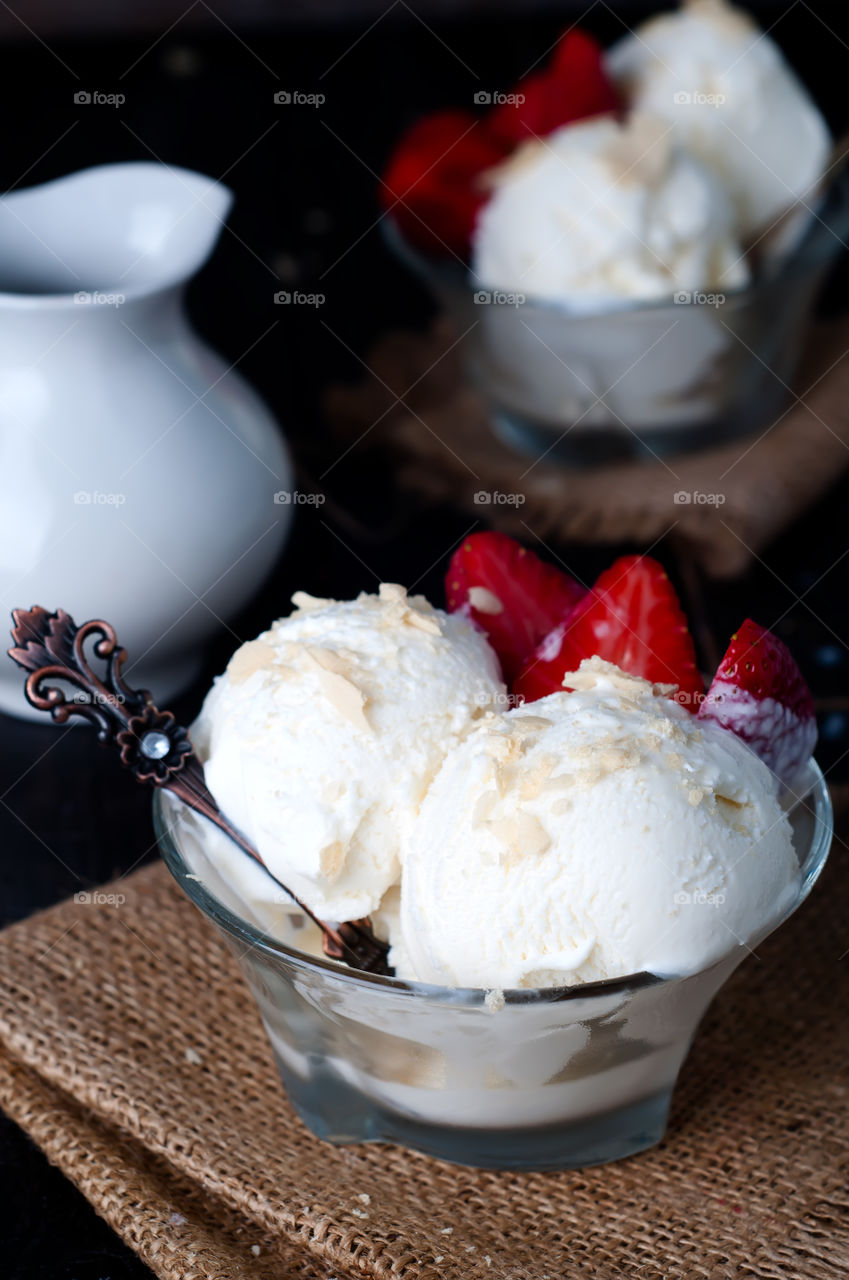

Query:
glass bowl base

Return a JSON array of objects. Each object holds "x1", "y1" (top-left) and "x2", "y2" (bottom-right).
[
  {"x1": 490, "y1": 408, "x2": 761, "y2": 468},
  {"x1": 276, "y1": 1052, "x2": 672, "y2": 1171}
]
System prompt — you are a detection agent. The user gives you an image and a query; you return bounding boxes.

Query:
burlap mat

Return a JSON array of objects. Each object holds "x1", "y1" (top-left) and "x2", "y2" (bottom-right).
[
  {"x1": 324, "y1": 317, "x2": 849, "y2": 578},
  {"x1": 1, "y1": 792, "x2": 848, "y2": 1280}
]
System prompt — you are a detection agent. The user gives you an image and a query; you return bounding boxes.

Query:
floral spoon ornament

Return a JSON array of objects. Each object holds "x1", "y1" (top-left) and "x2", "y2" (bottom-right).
[{"x1": 7, "y1": 606, "x2": 391, "y2": 976}]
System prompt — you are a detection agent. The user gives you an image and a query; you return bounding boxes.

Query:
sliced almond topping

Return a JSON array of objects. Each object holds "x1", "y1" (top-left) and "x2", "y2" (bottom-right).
[
  {"x1": 310, "y1": 646, "x2": 352, "y2": 676},
  {"x1": 515, "y1": 811, "x2": 550, "y2": 856},
  {"x1": 485, "y1": 816, "x2": 518, "y2": 848},
  {"x1": 486, "y1": 811, "x2": 550, "y2": 858},
  {"x1": 378, "y1": 582, "x2": 407, "y2": 603},
  {"x1": 485, "y1": 734, "x2": 519, "y2": 765},
  {"x1": 227, "y1": 639, "x2": 276, "y2": 684},
  {"x1": 406, "y1": 610, "x2": 442, "y2": 635},
  {"x1": 544, "y1": 771, "x2": 574, "y2": 792},
  {"x1": 472, "y1": 789, "x2": 498, "y2": 828},
  {"x1": 510, "y1": 715, "x2": 553, "y2": 737},
  {"x1": 602, "y1": 113, "x2": 671, "y2": 189},
  {"x1": 301, "y1": 648, "x2": 371, "y2": 733},
  {"x1": 468, "y1": 586, "x2": 503, "y2": 616},
  {"x1": 518, "y1": 755, "x2": 557, "y2": 801},
  {"x1": 291, "y1": 591, "x2": 333, "y2": 613},
  {"x1": 316, "y1": 668, "x2": 372, "y2": 733},
  {"x1": 319, "y1": 840, "x2": 345, "y2": 879},
  {"x1": 563, "y1": 656, "x2": 654, "y2": 698}
]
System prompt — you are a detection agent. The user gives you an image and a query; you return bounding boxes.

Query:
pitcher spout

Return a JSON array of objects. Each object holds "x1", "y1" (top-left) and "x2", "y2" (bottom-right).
[{"x1": 0, "y1": 162, "x2": 233, "y2": 300}]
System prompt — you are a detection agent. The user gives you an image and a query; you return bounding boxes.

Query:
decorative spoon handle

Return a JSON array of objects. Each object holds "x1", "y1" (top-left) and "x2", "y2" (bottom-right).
[{"x1": 7, "y1": 606, "x2": 390, "y2": 975}]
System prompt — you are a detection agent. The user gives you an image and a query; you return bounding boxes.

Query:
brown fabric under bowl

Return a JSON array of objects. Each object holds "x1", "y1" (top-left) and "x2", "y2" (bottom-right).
[{"x1": 0, "y1": 788, "x2": 848, "y2": 1279}]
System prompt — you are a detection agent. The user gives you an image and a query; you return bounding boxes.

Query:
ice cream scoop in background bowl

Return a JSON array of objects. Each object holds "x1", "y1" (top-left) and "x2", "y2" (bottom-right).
[
  {"x1": 386, "y1": 156, "x2": 849, "y2": 466},
  {"x1": 383, "y1": 0, "x2": 847, "y2": 464},
  {"x1": 155, "y1": 761, "x2": 831, "y2": 1170}
]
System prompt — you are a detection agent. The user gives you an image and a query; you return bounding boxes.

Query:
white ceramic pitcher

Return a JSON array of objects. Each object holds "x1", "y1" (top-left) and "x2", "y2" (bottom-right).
[{"x1": 0, "y1": 162, "x2": 293, "y2": 719}]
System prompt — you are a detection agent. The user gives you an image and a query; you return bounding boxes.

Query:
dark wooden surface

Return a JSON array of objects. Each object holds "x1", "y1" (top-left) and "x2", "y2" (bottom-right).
[{"x1": 1, "y1": 6, "x2": 849, "y2": 1276}]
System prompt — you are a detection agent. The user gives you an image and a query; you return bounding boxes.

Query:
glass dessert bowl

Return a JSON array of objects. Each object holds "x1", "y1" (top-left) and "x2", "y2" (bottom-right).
[
  {"x1": 387, "y1": 181, "x2": 849, "y2": 465},
  {"x1": 381, "y1": 1, "x2": 847, "y2": 464},
  {"x1": 154, "y1": 764, "x2": 831, "y2": 1171}
]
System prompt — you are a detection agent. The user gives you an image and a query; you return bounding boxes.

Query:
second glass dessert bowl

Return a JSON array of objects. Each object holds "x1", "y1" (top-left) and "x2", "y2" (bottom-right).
[
  {"x1": 387, "y1": 176, "x2": 849, "y2": 466},
  {"x1": 154, "y1": 765, "x2": 831, "y2": 1171}
]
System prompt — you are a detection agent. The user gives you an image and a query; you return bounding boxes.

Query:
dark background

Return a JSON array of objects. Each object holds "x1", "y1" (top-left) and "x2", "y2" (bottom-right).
[{"x1": 1, "y1": 3, "x2": 849, "y2": 1275}]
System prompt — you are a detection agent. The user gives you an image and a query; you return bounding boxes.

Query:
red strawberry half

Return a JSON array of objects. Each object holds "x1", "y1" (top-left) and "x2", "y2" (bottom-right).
[
  {"x1": 513, "y1": 555, "x2": 704, "y2": 709},
  {"x1": 486, "y1": 30, "x2": 621, "y2": 150},
  {"x1": 380, "y1": 111, "x2": 507, "y2": 257},
  {"x1": 697, "y1": 619, "x2": 816, "y2": 786},
  {"x1": 445, "y1": 532, "x2": 585, "y2": 683}
]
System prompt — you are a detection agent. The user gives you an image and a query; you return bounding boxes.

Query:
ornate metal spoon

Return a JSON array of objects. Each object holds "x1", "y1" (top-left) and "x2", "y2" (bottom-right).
[{"x1": 7, "y1": 605, "x2": 391, "y2": 976}]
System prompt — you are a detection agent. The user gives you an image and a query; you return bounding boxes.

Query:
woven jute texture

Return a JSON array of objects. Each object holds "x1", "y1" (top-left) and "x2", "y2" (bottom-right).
[
  {"x1": 324, "y1": 317, "x2": 849, "y2": 579},
  {"x1": 1, "y1": 795, "x2": 848, "y2": 1280}
]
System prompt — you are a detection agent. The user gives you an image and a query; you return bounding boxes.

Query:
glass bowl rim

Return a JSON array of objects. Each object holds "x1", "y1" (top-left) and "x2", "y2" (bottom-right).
[{"x1": 153, "y1": 759, "x2": 832, "y2": 1007}]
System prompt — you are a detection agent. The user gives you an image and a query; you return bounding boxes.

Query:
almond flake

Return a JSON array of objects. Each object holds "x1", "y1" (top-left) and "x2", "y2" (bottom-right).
[
  {"x1": 319, "y1": 841, "x2": 345, "y2": 878},
  {"x1": 310, "y1": 647, "x2": 351, "y2": 676},
  {"x1": 316, "y1": 668, "x2": 371, "y2": 733},
  {"x1": 291, "y1": 591, "x2": 332, "y2": 612},
  {"x1": 487, "y1": 809, "x2": 551, "y2": 862},
  {"x1": 227, "y1": 639, "x2": 275, "y2": 684},
  {"x1": 405, "y1": 610, "x2": 442, "y2": 635},
  {"x1": 472, "y1": 790, "x2": 498, "y2": 828},
  {"x1": 515, "y1": 811, "x2": 550, "y2": 855},
  {"x1": 486, "y1": 816, "x2": 517, "y2": 848},
  {"x1": 378, "y1": 582, "x2": 407, "y2": 603},
  {"x1": 510, "y1": 716, "x2": 553, "y2": 736}
]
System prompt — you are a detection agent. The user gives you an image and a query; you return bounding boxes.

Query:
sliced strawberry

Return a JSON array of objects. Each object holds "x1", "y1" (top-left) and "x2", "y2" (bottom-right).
[
  {"x1": 445, "y1": 532, "x2": 585, "y2": 683},
  {"x1": 513, "y1": 555, "x2": 704, "y2": 709},
  {"x1": 697, "y1": 619, "x2": 816, "y2": 786},
  {"x1": 487, "y1": 30, "x2": 621, "y2": 150},
  {"x1": 380, "y1": 111, "x2": 507, "y2": 257}
]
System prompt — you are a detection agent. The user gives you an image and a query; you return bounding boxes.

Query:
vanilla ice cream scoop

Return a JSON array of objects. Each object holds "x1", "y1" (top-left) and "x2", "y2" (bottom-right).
[
  {"x1": 399, "y1": 658, "x2": 798, "y2": 989},
  {"x1": 607, "y1": 0, "x2": 831, "y2": 244},
  {"x1": 192, "y1": 584, "x2": 505, "y2": 922},
  {"x1": 471, "y1": 113, "x2": 750, "y2": 309}
]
